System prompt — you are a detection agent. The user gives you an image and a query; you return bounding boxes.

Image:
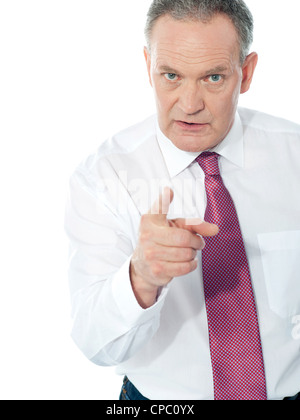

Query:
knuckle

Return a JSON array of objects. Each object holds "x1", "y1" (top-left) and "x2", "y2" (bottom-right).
[
  {"x1": 140, "y1": 214, "x2": 149, "y2": 224},
  {"x1": 175, "y1": 247, "x2": 192, "y2": 261},
  {"x1": 178, "y1": 263, "x2": 190, "y2": 276},
  {"x1": 178, "y1": 261, "x2": 196, "y2": 276},
  {"x1": 177, "y1": 230, "x2": 190, "y2": 247},
  {"x1": 144, "y1": 248, "x2": 155, "y2": 262},
  {"x1": 185, "y1": 248, "x2": 195, "y2": 261},
  {"x1": 139, "y1": 230, "x2": 151, "y2": 244}
]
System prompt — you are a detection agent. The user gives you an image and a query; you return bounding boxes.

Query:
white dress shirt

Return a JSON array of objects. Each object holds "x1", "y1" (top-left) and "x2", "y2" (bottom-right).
[{"x1": 65, "y1": 107, "x2": 300, "y2": 400}]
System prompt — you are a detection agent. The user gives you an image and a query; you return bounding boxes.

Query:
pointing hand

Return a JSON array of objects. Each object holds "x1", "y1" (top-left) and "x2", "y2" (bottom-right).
[{"x1": 130, "y1": 187, "x2": 219, "y2": 308}]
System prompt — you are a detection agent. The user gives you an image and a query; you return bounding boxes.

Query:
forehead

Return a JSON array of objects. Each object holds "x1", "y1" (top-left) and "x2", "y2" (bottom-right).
[{"x1": 150, "y1": 14, "x2": 240, "y2": 71}]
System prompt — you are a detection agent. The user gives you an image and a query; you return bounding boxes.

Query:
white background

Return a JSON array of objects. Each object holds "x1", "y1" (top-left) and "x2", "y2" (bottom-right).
[{"x1": 0, "y1": 0, "x2": 299, "y2": 400}]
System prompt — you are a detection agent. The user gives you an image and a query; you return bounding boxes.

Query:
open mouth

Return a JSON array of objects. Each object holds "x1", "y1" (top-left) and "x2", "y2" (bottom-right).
[{"x1": 176, "y1": 121, "x2": 208, "y2": 130}]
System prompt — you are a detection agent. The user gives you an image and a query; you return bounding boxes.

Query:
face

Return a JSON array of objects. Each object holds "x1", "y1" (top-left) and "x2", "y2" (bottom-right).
[{"x1": 144, "y1": 14, "x2": 258, "y2": 152}]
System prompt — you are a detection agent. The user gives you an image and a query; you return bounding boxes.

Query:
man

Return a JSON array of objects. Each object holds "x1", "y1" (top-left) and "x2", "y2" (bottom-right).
[{"x1": 65, "y1": 0, "x2": 300, "y2": 400}]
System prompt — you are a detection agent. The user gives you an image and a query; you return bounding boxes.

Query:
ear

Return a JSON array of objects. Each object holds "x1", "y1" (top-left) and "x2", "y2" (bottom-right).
[
  {"x1": 240, "y1": 52, "x2": 258, "y2": 94},
  {"x1": 144, "y1": 46, "x2": 153, "y2": 87}
]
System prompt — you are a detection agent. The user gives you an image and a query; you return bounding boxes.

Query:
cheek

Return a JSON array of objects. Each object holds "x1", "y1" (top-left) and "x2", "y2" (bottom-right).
[
  {"x1": 212, "y1": 85, "x2": 240, "y2": 119},
  {"x1": 231, "y1": 82, "x2": 242, "y2": 105},
  {"x1": 153, "y1": 82, "x2": 176, "y2": 113}
]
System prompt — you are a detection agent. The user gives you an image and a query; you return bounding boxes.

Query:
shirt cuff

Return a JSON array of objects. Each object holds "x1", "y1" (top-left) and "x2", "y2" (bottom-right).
[{"x1": 111, "y1": 256, "x2": 169, "y2": 328}]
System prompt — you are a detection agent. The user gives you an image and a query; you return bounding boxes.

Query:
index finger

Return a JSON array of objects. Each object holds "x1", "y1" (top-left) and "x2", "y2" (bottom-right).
[{"x1": 148, "y1": 187, "x2": 174, "y2": 221}]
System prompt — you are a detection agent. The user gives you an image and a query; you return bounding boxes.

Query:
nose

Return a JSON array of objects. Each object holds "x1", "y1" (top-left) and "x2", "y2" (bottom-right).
[{"x1": 178, "y1": 82, "x2": 205, "y2": 116}]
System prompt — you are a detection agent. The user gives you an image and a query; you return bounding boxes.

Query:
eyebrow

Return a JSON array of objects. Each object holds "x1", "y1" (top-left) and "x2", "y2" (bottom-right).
[{"x1": 158, "y1": 64, "x2": 230, "y2": 77}]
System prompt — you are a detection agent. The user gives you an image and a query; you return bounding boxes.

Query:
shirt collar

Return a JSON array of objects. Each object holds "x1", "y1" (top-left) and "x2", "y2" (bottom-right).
[{"x1": 156, "y1": 111, "x2": 244, "y2": 178}]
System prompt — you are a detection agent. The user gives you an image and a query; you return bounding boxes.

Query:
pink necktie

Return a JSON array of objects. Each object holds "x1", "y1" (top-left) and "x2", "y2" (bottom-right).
[{"x1": 196, "y1": 152, "x2": 267, "y2": 401}]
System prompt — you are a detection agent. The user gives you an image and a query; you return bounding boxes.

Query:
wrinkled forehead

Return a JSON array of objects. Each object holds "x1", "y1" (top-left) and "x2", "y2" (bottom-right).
[{"x1": 150, "y1": 14, "x2": 240, "y2": 66}]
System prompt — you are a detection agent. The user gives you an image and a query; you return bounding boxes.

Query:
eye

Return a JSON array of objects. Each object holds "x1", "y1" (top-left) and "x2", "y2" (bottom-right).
[
  {"x1": 208, "y1": 74, "x2": 222, "y2": 83},
  {"x1": 164, "y1": 73, "x2": 178, "y2": 81}
]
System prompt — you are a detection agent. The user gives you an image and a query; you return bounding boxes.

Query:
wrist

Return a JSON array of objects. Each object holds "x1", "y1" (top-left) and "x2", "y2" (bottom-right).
[{"x1": 130, "y1": 262, "x2": 159, "y2": 309}]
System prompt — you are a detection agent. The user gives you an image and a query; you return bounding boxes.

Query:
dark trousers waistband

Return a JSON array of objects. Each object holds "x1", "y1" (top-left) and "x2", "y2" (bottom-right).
[
  {"x1": 119, "y1": 376, "x2": 299, "y2": 401},
  {"x1": 119, "y1": 376, "x2": 149, "y2": 401}
]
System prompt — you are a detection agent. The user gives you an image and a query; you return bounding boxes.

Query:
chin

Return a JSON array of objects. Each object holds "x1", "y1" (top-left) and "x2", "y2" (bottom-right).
[{"x1": 172, "y1": 135, "x2": 214, "y2": 153}]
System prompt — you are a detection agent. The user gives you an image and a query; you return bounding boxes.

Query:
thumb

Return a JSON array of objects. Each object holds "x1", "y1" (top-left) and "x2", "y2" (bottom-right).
[
  {"x1": 148, "y1": 187, "x2": 174, "y2": 223},
  {"x1": 174, "y1": 218, "x2": 219, "y2": 237}
]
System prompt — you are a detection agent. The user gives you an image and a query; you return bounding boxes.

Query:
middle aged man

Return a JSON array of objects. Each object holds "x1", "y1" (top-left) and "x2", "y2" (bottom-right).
[{"x1": 65, "y1": 0, "x2": 300, "y2": 400}]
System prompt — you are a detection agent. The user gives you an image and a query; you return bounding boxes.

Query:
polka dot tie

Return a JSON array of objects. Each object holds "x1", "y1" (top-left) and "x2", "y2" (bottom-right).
[{"x1": 196, "y1": 152, "x2": 267, "y2": 401}]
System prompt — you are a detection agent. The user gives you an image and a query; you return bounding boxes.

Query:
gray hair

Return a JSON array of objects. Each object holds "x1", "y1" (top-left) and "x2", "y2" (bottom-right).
[{"x1": 145, "y1": 0, "x2": 254, "y2": 64}]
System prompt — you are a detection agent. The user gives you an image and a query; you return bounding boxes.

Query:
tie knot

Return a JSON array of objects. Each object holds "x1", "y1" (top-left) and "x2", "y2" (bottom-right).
[{"x1": 196, "y1": 152, "x2": 220, "y2": 176}]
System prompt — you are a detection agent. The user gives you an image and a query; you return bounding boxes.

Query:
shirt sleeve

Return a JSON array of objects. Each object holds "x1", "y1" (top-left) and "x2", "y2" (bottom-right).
[{"x1": 64, "y1": 160, "x2": 168, "y2": 366}]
